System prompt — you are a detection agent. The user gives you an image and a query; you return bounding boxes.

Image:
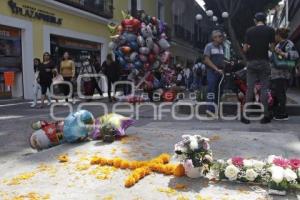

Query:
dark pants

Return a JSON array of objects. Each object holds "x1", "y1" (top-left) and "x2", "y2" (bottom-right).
[
  {"x1": 63, "y1": 77, "x2": 74, "y2": 102},
  {"x1": 206, "y1": 68, "x2": 222, "y2": 112},
  {"x1": 245, "y1": 60, "x2": 271, "y2": 117},
  {"x1": 92, "y1": 78, "x2": 103, "y2": 96},
  {"x1": 271, "y1": 78, "x2": 288, "y2": 116},
  {"x1": 107, "y1": 78, "x2": 116, "y2": 100}
]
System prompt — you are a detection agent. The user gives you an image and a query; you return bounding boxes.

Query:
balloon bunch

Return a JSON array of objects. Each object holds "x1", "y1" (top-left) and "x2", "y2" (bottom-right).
[{"x1": 108, "y1": 10, "x2": 171, "y2": 80}]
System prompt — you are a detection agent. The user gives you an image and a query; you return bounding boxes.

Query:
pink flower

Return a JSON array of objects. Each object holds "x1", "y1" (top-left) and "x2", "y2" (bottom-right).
[
  {"x1": 289, "y1": 159, "x2": 300, "y2": 170},
  {"x1": 231, "y1": 157, "x2": 244, "y2": 167},
  {"x1": 273, "y1": 158, "x2": 290, "y2": 169}
]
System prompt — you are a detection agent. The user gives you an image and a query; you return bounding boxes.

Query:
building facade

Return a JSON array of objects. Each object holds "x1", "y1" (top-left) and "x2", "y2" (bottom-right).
[{"x1": 0, "y1": 0, "x2": 203, "y2": 100}]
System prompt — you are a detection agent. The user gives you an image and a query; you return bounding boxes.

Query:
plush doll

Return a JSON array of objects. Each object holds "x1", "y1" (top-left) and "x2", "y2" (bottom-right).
[
  {"x1": 90, "y1": 113, "x2": 135, "y2": 143},
  {"x1": 30, "y1": 110, "x2": 94, "y2": 150}
]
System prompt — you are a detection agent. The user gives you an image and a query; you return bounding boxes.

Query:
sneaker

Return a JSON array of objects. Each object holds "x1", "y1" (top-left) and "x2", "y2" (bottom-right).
[
  {"x1": 241, "y1": 117, "x2": 250, "y2": 124},
  {"x1": 274, "y1": 114, "x2": 289, "y2": 121},
  {"x1": 260, "y1": 116, "x2": 271, "y2": 124}
]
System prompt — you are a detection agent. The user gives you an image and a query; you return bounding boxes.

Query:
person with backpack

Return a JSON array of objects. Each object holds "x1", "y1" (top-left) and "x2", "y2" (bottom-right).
[
  {"x1": 271, "y1": 28, "x2": 299, "y2": 120},
  {"x1": 192, "y1": 56, "x2": 206, "y2": 91}
]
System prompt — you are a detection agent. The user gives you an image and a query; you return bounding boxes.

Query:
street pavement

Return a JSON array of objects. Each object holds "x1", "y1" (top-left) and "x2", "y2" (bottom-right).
[{"x1": 0, "y1": 99, "x2": 299, "y2": 200}]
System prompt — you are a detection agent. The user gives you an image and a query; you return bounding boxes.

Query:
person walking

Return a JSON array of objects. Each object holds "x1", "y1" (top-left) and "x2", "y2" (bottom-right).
[
  {"x1": 203, "y1": 30, "x2": 225, "y2": 114},
  {"x1": 90, "y1": 56, "x2": 103, "y2": 97},
  {"x1": 38, "y1": 52, "x2": 55, "y2": 108},
  {"x1": 192, "y1": 56, "x2": 206, "y2": 91},
  {"x1": 60, "y1": 52, "x2": 75, "y2": 103},
  {"x1": 243, "y1": 12, "x2": 275, "y2": 124},
  {"x1": 183, "y1": 65, "x2": 192, "y2": 91},
  {"x1": 30, "y1": 58, "x2": 51, "y2": 108},
  {"x1": 271, "y1": 28, "x2": 299, "y2": 120},
  {"x1": 102, "y1": 54, "x2": 120, "y2": 102}
]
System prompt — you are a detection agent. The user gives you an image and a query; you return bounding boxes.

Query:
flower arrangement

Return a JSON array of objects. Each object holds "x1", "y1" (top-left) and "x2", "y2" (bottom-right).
[
  {"x1": 90, "y1": 153, "x2": 185, "y2": 188},
  {"x1": 212, "y1": 155, "x2": 300, "y2": 195},
  {"x1": 174, "y1": 135, "x2": 213, "y2": 178}
]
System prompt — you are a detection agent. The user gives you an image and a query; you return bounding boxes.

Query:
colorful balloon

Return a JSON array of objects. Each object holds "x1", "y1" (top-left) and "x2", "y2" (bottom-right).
[
  {"x1": 137, "y1": 35, "x2": 145, "y2": 47},
  {"x1": 161, "y1": 51, "x2": 171, "y2": 63},
  {"x1": 121, "y1": 46, "x2": 132, "y2": 54},
  {"x1": 158, "y1": 38, "x2": 170, "y2": 50},
  {"x1": 153, "y1": 43, "x2": 160, "y2": 55},
  {"x1": 146, "y1": 37, "x2": 154, "y2": 49},
  {"x1": 141, "y1": 25, "x2": 153, "y2": 38},
  {"x1": 139, "y1": 54, "x2": 148, "y2": 62},
  {"x1": 134, "y1": 60, "x2": 143, "y2": 69},
  {"x1": 108, "y1": 41, "x2": 117, "y2": 51},
  {"x1": 130, "y1": 52, "x2": 139, "y2": 62},
  {"x1": 139, "y1": 47, "x2": 150, "y2": 55},
  {"x1": 148, "y1": 53, "x2": 156, "y2": 63}
]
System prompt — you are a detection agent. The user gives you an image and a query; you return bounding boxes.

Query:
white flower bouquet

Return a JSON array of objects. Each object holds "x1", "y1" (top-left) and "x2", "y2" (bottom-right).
[
  {"x1": 174, "y1": 135, "x2": 213, "y2": 178},
  {"x1": 211, "y1": 155, "x2": 300, "y2": 195}
]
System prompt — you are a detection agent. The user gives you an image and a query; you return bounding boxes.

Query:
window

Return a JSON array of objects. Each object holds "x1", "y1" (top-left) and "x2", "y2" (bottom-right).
[{"x1": 55, "y1": 0, "x2": 114, "y2": 18}]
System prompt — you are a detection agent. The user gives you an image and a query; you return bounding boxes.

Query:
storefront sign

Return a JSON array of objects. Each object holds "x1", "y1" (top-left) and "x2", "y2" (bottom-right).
[{"x1": 8, "y1": 0, "x2": 63, "y2": 25}]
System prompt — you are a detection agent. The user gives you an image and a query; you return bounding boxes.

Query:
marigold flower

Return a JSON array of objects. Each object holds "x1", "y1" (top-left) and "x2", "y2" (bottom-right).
[
  {"x1": 124, "y1": 177, "x2": 136, "y2": 188},
  {"x1": 90, "y1": 156, "x2": 101, "y2": 165},
  {"x1": 159, "y1": 154, "x2": 171, "y2": 164},
  {"x1": 58, "y1": 154, "x2": 69, "y2": 163},
  {"x1": 120, "y1": 161, "x2": 130, "y2": 169},
  {"x1": 100, "y1": 158, "x2": 108, "y2": 166},
  {"x1": 113, "y1": 158, "x2": 122, "y2": 168}
]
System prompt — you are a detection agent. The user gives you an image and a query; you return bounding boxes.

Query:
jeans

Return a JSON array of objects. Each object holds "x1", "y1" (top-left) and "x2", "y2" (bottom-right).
[
  {"x1": 271, "y1": 78, "x2": 288, "y2": 116},
  {"x1": 32, "y1": 82, "x2": 51, "y2": 105},
  {"x1": 185, "y1": 76, "x2": 193, "y2": 90},
  {"x1": 192, "y1": 75, "x2": 202, "y2": 91},
  {"x1": 246, "y1": 60, "x2": 271, "y2": 117},
  {"x1": 206, "y1": 68, "x2": 222, "y2": 112}
]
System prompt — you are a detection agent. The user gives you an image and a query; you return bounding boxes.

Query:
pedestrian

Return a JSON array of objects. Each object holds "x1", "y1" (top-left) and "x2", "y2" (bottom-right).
[
  {"x1": 38, "y1": 52, "x2": 55, "y2": 108},
  {"x1": 80, "y1": 57, "x2": 97, "y2": 101},
  {"x1": 271, "y1": 28, "x2": 299, "y2": 120},
  {"x1": 183, "y1": 65, "x2": 192, "y2": 91},
  {"x1": 60, "y1": 52, "x2": 75, "y2": 103},
  {"x1": 30, "y1": 58, "x2": 51, "y2": 108},
  {"x1": 90, "y1": 56, "x2": 103, "y2": 97},
  {"x1": 102, "y1": 54, "x2": 120, "y2": 102},
  {"x1": 52, "y1": 69, "x2": 64, "y2": 103},
  {"x1": 192, "y1": 56, "x2": 206, "y2": 91},
  {"x1": 203, "y1": 30, "x2": 225, "y2": 114},
  {"x1": 242, "y1": 12, "x2": 275, "y2": 124}
]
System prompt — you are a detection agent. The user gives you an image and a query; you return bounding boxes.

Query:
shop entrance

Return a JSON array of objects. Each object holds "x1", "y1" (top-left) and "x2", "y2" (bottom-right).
[
  {"x1": 0, "y1": 25, "x2": 22, "y2": 99},
  {"x1": 50, "y1": 34, "x2": 102, "y2": 77}
]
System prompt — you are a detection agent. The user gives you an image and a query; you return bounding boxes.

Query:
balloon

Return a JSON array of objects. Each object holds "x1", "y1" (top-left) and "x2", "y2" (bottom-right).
[
  {"x1": 129, "y1": 41, "x2": 139, "y2": 51},
  {"x1": 153, "y1": 43, "x2": 160, "y2": 55},
  {"x1": 63, "y1": 110, "x2": 94, "y2": 143},
  {"x1": 139, "y1": 54, "x2": 148, "y2": 62},
  {"x1": 144, "y1": 63, "x2": 151, "y2": 71},
  {"x1": 159, "y1": 21, "x2": 166, "y2": 34},
  {"x1": 141, "y1": 25, "x2": 153, "y2": 38},
  {"x1": 121, "y1": 46, "x2": 132, "y2": 54},
  {"x1": 107, "y1": 23, "x2": 118, "y2": 34},
  {"x1": 161, "y1": 33, "x2": 168, "y2": 39},
  {"x1": 121, "y1": 10, "x2": 132, "y2": 20},
  {"x1": 153, "y1": 60, "x2": 160, "y2": 69},
  {"x1": 123, "y1": 32, "x2": 137, "y2": 42},
  {"x1": 137, "y1": 35, "x2": 145, "y2": 47},
  {"x1": 117, "y1": 56, "x2": 126, "y2": 66},
  {"x1": 158, "y1": 38, "x2": 170, "y2": 50},
  {"x1": 151, "y1": 17, "x2": 158, "y2": 25},
  {"x1": 132, "y1": 18, "x2": 141, "y2": 32},
  {"x1": 117, "y1": 25, "x2": 123, "y2": 34},
  {"x1": 125, "y1": 63, "x2": 134, "y2": 69},
  {"x1": 114, "y1": 49, "x2": 124, "y2": 57},
  {"x1": 139, "y1": 47, "x2": 150, "y2": 55},
  {"x1": 130, "y1": 52, "x2": 139, "y2": 62},
  {"x1": 146, "y1": 37, "x2": 154, "y2": 49},
  {"x1": 122, "y1": 18, "x2": 140, "y2": 32},
  {"x1": 134, "y1": 60, "x2": 143, "y2": 69},
  {"x1": 118, "y1": 35, "x2": 127, "y2": 45},
  {"x1": 161, "y1": 51, "x2": 171, "y2": 63},
  {"x1": 108, "y1": 41, "x2": 117, "y2": 51},
  {"x1": 152, "y1": 25, "x2": 158, "y2": 36},
  {"x1": 148, "y1": 53, "x2": 156, "y2": 63}
]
